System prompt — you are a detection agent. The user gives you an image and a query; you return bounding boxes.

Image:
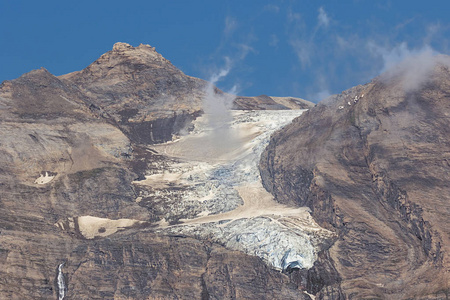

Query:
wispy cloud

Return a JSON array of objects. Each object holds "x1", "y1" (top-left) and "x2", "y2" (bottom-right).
[
  {"x1": 424, "y1": 23, "x2": 441, "y2": 44},
  {"x1": 264, "y1": 4, "x2": 280, "y2": 13},
  {"x1": 269, "y1": 34, "x2": 279, "y2": 47},
  {"x1": 224, "y1": 16, "x2": 238, "y2": 37},
  {"x1": 289, "y1": 39, "x2": 313, "y2": 68},
  {"x1": 368, "y1": 42, "x2": 441, "y2": 92},
  {"x1": 287, "y1": 9, "x2": 301, "y2": 23},
  {"x1": 368, "y1": 42, "x2": 431, "y2": 73},
  {"x1": 286, "y1": 8, "x2": 310, "y2": 68},
  {"x1": 236, "y1": 43, "x2": 256, "y2": 60},
  {"x1": 318, "y1": 7, "x2": 329, "y2": 28},
  {"x1": 394, "y1": 17, "x2": 415, "y2": 31},
  {"x1": 287, "y1": 6, "x2": 331, "y2": 69},
  {"x1": 208, "y1": 57, "x2": 233, "y2": 84},
  {"x1": 203, "y1": 16, "x2": 257, "y2": 107},
  {"x1": 202, "y1": 2, "x2": 449, "y2": 102}
]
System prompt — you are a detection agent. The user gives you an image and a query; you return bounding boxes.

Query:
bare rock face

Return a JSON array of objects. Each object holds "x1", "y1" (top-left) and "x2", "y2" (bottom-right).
[
  {"x1": 260, "y1": 57, "x2": 450, "y2": 298},
  {"x1": 234, "y1": 95, "x2": 314, "y2": 110},
  {"x1": 59, "y1": 42, "x2": 207, "y2": 144}
]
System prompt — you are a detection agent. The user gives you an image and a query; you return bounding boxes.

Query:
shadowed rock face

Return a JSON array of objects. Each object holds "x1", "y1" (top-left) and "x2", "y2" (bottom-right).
[
  {"x1": 234, "y1": 95, "x2": 314, "y2": 110},
  {"x1": 0, "y1": 43, "x2": 312, "y2": 299},
  {"x1": 260, "y1": 60, "x2": 450, "y2": 298}
]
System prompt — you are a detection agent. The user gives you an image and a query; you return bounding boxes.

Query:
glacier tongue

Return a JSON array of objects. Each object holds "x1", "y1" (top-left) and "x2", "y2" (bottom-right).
[{"x1": 149, "y1": 109, "x2": 335, "y2": 271}]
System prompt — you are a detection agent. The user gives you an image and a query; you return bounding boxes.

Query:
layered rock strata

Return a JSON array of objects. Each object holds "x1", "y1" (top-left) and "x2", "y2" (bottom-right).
[{"x1": 260, "y1": 57, "x2": 450, "y2": 298}]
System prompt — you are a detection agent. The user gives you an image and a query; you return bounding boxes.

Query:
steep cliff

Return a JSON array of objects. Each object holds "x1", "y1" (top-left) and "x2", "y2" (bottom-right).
[{"x1": 260, "y1": 56, "x2": 450, "y2": 298}]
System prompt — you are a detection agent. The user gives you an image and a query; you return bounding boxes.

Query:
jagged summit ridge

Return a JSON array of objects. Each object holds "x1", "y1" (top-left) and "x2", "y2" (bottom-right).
[
  {"x1": 109, "y1": 42, "x2": 173, "y2": 66},
  {"x1": 62, "y1": 42, "x2": 179, "y2": 81},
  {"x1": 112, "y1": 41, "x2": 159, "y2": 54}
]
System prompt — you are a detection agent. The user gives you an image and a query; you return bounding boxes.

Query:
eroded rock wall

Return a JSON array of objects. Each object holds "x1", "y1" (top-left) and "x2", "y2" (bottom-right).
[{"x1": 260, "y1": 64, "x2": 450, "y2": 298}]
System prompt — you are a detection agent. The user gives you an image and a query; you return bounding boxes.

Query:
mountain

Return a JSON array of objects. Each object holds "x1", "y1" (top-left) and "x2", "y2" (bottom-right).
[
  {"x1": 0, "y1": 43, "x2": 315, "y2": 299},
  {"x1": 59, "y1": 42, "x2": 206, "y2": 144},
  {"x1": 2, "y1": 41, "x2": 448, "y2": 300},
  {"x1": 260, "y1": 56, "x2": 450, "y2": 298}
]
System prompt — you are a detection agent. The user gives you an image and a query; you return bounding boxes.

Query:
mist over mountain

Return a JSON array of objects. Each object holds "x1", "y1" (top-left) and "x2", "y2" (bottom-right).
[{"x1": 0, "y1": 42, "x2": 449, "y2": 300}]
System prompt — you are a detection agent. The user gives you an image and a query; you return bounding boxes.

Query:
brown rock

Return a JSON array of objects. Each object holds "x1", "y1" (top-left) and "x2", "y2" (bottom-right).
[{"x1": 260, "y1": 58, "x2": 450, "y2": 298}]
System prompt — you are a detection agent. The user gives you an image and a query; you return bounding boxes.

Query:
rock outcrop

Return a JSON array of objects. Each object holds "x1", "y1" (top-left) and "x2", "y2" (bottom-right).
[
  {"x1": 234, "y1": 95, "x2": 314, "y2": 110},
  {"x1": 260, "y1": 56, "x2": 450, "y2": 298}
]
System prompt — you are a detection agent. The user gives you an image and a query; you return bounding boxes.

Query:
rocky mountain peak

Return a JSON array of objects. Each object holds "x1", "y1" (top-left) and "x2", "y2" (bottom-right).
[
  {"x1": 60, "y1": 42, "x2": 178, "y2": 84},
  {"x1": 112, "y1": 41, "x2": 134, "y2": 51},
  {"x1": 103, "y1": 41, "x2": 172, "y2": 68},
  {"x1": 112, "y1": 42, "x2": 158, "y2": 54}
]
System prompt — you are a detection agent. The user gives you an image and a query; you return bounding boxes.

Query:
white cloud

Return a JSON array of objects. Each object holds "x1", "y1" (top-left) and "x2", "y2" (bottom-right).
[
  {"x1": 224, "y1": 16, "x2": 237, "y2": 37},
  {"x1": 369, "y1": 42, "x2": 442, "y2": 92},
  {"x1": 368, "y1": 42, "x2": 428, "y2": 73},
  {"x1": 318, "y1": 7, "x2": 329, "y2": 27}
]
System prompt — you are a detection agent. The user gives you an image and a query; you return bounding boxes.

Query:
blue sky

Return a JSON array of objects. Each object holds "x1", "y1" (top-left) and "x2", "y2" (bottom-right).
[{"x1": 1, "y1": 0, "x2": 450, "y2": 102}]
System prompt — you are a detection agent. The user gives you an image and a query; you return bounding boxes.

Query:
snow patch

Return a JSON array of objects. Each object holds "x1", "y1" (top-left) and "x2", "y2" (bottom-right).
[
  {"x1": 34, "y1": 171, "x2": 55, "y2": 184},
  {"x1": 77, "y1": 216, "x2": 143, "y2": 239},
  {"x1": 55, "y1": 216, "x2": 144, "y2": 239}
]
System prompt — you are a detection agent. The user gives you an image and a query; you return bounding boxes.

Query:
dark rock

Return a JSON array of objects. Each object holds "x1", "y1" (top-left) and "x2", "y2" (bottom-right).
[{"x1": 0, "y1": 42, "x2": 312, "y2": 299}]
